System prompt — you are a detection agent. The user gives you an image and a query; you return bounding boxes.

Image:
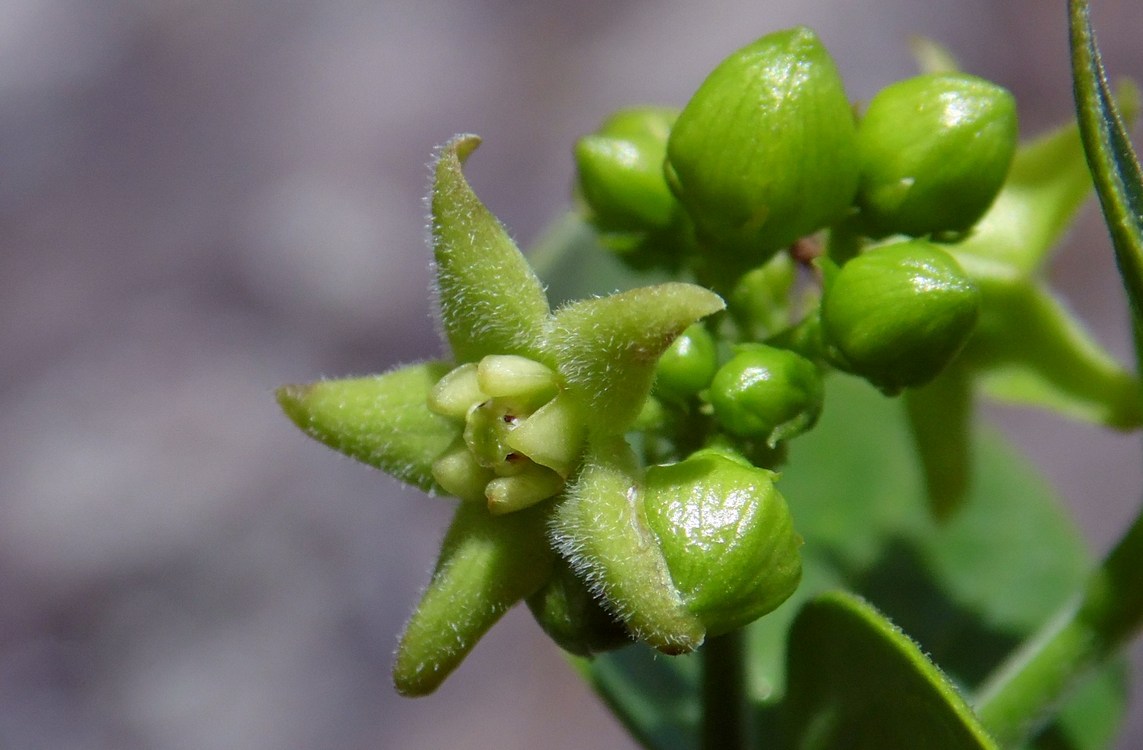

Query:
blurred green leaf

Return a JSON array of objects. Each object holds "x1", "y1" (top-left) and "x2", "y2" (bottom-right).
[{"x1": 784, "y1": 590, "x2": 997, "y2": 749}]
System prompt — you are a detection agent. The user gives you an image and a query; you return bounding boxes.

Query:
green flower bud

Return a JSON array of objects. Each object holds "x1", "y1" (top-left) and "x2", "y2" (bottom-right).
[
  {"x1": 727, "y1": 254, "x2": 797, "y2": 341},
  {"x1": 526, "y1": 559, "x2": 631, "y2": 657},
  {"x1": 665, "y1": 27, "x2": 859, "y2": 263},
  {"x1": 643, "y1": 449, "x2": 802, "y2": 637},
  {"x1": 856, "y1": 72, "x2": 1018, "y2": 237},
  {"x1": 654, "y1": 323, "x2": 718, "y2": 402},
  {"x1": 709, "y1": 344, "x2": 824, "y2": 446},
  {"x1": 820, "y1": 240, "x2": 980, "y2": 393},
  {"x1": 575, "y1": 107, "x2": 679, "y2": 232}
]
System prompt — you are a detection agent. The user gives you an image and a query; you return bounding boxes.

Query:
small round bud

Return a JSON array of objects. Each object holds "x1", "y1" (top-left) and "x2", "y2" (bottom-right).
[
  {"x1": 856, "y1": 72, "x2": 1018, "y2": 237},
  {"x1": 820, "y1": 240, "x2": 980, "y2": 393},
  {"x1": 709, "y1": 344, "x2": 824, "y2": 446},
  {"x1": 727, "y1": 254, "x2": 797, "y2": 341},
  {"x1": 574, "y1": 107, "x2": 679, "y2": 232},
  {"x1": 643, "y1": 449, "x2": 802, "y2": 637},
  {"x1": 665, "y1": 27, "x2": 859, "y2": 262},
  {"x1": 654, "y1": 323, "x2": 718, "y2": 402}
]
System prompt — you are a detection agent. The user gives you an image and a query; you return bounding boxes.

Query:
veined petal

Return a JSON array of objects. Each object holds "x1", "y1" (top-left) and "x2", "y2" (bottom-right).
[
  {"x1": 548, "y1": 282, "x2": 725, "y2": 436},
  {"x1": 393, "y1": 502, "x2": 555, "y2": 696},
  {"x1": 432, "y1": 135, "x2": 551, "y2": 362},
  {"x1": 277, "y1": 362, "x2": 456, "y2": 493}
]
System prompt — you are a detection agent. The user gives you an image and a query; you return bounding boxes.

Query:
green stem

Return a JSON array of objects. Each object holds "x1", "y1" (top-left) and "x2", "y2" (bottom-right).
[
  {"x1": 972, "y1": 504, "x2": 1143, "y2": 746},
  {"x1": 904, "y1": 367, "x2": 973, "y2": 521},
  {"x1": 701, "y1": 629, "x2": 749, "y2": 750}
]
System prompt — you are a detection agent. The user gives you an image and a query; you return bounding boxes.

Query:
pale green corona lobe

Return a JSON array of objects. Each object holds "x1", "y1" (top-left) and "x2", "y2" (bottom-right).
[
  {"x1": 393, "y1": 502, "x2": 555, "y2": 696},
  {"x1": 548, "y1": 283, "x2": 724, "y2": 436},
  {"x1": 276, "y1": 362, "x2": 455, "y2": 493},
  {"x1": 552, "y1": 439, "x2": 706, "y2": 654},
  {"x1": 432, "y1": 135, "x2": 551, "y2": 364}
]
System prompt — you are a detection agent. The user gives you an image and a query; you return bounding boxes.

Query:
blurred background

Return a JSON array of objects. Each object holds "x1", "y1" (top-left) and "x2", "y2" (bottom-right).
[{"x1": 2, "y1": 0, "x2": 1142, "y2": 747}]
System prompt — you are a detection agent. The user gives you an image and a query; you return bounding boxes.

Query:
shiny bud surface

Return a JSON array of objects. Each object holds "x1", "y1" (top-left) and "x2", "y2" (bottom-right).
[
  {"x1": 654, "y1": 323, "x2": 719, "y2": 402},
  {"x1": 709, "y1": 344, "x2": 824, "y2": 445},
  {"x1": 643, "y1": 449, "x2": 802, "y2": 636},
  {"x1": 856, "y1": 72, "x2": 1018, "y2": 237},
  {"x1": 821, "y1": 240, "x2": 981, "y2": 393},
  {"x1": 665, "y1": 27, "x2": 859, "y2": 262},
  {"x1": 574, "y1": 107, "x2": 679, "y2": 232}
]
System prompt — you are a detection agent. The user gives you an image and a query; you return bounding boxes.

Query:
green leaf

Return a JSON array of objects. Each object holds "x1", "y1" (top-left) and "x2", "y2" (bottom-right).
[
  {"x1": 431, "y1": 135, "x2": 551, "y2": 363},
  {"x1": 571, "y1": 648, "x2": 702, "y2": 750},
  {"x1": 784, "y1": 590, "x2": 998, "y2": 750},
  {"x1": 393, "y1": 501, "x2": 555, "y2": 695},
  {"x1": 276, "y1": 362, "x2": 456, "y2": 493},
  {"x1": 548, "y1": 283, "x2": 724, "y2": 436},
  {"x1": 1069, "y1": 0, "x2": 1143, "y2": 357},
  {"x1": 959, "y1": 279, "x2": 1141, "y2": 428}
]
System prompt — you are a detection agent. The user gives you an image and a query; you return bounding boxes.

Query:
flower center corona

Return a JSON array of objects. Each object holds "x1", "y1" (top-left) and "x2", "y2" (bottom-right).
[{"x1": 427, "y1": 355, "x2": 586, "y2": 514}]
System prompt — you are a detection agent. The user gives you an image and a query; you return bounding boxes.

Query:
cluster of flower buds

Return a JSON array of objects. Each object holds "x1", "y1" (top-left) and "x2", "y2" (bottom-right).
[
  {"x1": 575, "y1": 25, "x2": 1010, "y2": 397},
  {"x1": 280, "y1": 22, "x2": 1034, "y2": 699}
]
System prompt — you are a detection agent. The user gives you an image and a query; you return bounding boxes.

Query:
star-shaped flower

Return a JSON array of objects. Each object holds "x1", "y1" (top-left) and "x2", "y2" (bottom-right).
[{"x1": 277, "y1": 135, "x2": 727, "y2": 695}]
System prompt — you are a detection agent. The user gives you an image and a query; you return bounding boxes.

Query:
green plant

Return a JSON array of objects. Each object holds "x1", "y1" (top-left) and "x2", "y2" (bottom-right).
[{"x1": 277, "y1": 2, "x2": 1143, "y2": 747}]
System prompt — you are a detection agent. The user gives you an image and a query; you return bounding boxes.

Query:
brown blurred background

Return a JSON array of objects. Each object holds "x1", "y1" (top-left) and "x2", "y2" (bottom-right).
[{"x1": 1, "y1": 1, "x2": 1142, "y2": 747}]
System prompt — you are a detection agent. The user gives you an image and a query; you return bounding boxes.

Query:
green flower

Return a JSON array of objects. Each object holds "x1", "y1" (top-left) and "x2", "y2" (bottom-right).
[{"x1": 277, "y1": 135, "x2": 724, "y2": 695}]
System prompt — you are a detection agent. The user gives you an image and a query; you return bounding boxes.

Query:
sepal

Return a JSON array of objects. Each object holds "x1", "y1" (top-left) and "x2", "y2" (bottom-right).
[
  {"x1": 432, "y1": 135, "x2": 551, "y2": 363},
  {"x1": 277, "y1": 362, "x2": 456, "y2": 493},
  {"x1": 549, "y1": 283, "x2": 725, "y2": 436},
  {"x1": 393, "y1": 502, "x2": 555, "y2": 695}
]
